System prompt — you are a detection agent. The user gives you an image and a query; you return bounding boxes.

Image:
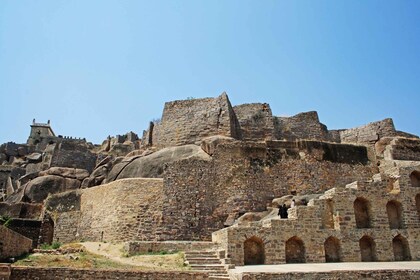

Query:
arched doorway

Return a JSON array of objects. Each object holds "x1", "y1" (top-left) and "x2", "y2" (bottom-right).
[
  {"x1": 285, "y1": 236, "x2": 305, "y2": 263},
  {"x1": 324, "y1": 236, "x2": 341, "y2": 262},
  {"x1": 354, "y1": 197, "x2": 372, "y2": 228},
  {"x1": 393, "y1": 235, "x2": 411, "y2": 261},
  {"x1": 359, "y1": 235, "x2": 376, "y2": 262},
  {"x1": 410, "y1": 171, "x2": 420, "y2": 188},
  {"x1": 386, "y1": 200, "x2": 403, "y2": 229},
  {"x1": 244, "y1": 236, "x2": 265, "y2": 265}
]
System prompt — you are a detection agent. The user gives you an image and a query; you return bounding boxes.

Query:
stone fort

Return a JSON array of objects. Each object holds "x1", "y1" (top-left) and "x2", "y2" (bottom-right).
[{"x1": 0, "y1": 92, "x2": 419, "y2": 279}]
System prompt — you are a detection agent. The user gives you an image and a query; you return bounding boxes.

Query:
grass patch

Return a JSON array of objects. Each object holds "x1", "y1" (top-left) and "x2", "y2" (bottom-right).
[
  {"x1": 39, "y1": 242, "x2": 62, "y2": 250},
  {"x1": 14, "y1": 243, "x2": 189, "y2": 271}
]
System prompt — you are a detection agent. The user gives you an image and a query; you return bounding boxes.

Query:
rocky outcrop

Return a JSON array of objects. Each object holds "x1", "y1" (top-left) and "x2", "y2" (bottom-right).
[
  {"x1": 112, "y1": 145, "x2": 211, "y2": 180},
  {"x1": 24, "y1": 175, "x2": 80, "y2": 203}
]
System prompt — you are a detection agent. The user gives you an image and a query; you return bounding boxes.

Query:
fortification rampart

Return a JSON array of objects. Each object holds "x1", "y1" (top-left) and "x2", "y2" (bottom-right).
[
  {"x1": 0, "y1": 225, "x2": 32, "y2": 260},
  {"x1": 233, "y1": 103, "x2": 274, "y2": 141},
  {"x1": 46, "y1": 178, "x2": 164, "y2": 243}
]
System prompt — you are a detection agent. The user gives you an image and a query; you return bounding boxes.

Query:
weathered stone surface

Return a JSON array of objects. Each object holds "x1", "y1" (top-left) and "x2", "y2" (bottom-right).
[
  {"x1": 26, "y1": 153, "x2": 42, "y2": 163},
  {"x1": 233, "y1": 103, "x2": 274, "y2": 141},
  {"x1": 200, "y1": 135, "x2": 236, "y2": 156},
  {"x1": 24, "y1": 175, "x2": 81, "y2": 203},
  {"x1": 114, "y1": 144, "x2": 211, "y2": 179},
  {"x1": 143, "y1": 92, "x2": 241, "y2": 148},
  {"x1": 39, "y1": 167, "x2": 89, "y2": 180},
  {"x1": 274, "y1": 111, "x2": 330, "y2": 141}
]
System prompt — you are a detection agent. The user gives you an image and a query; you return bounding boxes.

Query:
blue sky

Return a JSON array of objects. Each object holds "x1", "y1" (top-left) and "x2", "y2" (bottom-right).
[{"x1": 0, "y1": 1, "x2": 419, "y2": 144}]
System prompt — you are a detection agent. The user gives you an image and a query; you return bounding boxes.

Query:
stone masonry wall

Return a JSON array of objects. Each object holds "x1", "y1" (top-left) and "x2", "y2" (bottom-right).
[
  {"x1": 213, "y1": 165, "x2": 420, "y2": 265},
  {"x1": 233, "y1": 103, "x2": 274, "y2": 141},
  {"x1": 339, "y1": 118, "x2": 398, "y2": 144},
  {"x1": 0, "y1": 225, "x2": 32, "y2": 260},
  {"x1": 154, "y1": 93, "x2": 240, "y2": 148},
  {"x1": 11, "y1": 267, "x2": 209, "y2": 280},
  {"x1": 47, "y1": 178, "x2": 164, "y2": 243},
  {"x1": 237, "y1": 270, "x2": 420, "y2": 280},
  {"x1": 274, "y1": 111, "x2": 330, "y2": 141},
  {"x1": 161, "y1": 140, "x2": 375, "y2": 241}
]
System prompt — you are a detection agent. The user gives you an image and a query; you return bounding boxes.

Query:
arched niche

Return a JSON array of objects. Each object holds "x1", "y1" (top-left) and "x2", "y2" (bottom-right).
[
  {"x1": 410, "y1": 171, "x2": 420, "y2": 188},
  {"x1": 386, "y1": 200, "x2": 403, "y2": 229},
  {"x1": 244, "y1": 236, "x2": 265, "y2": 265},
  {"x1": 392, "y1": 234, "x2": 411, "y2": 261},
  {"x1": 285, "y1": 236, "x2": 305, "y2": 263},
  {"x1": 324, "y1": 236, "x2": 341, "y2": 262},
  {"x1": 354, "y1": 197, "x2": 372, "y2": 228},
  {"x1": 359, "y1": 235, "x2": 377, "y2": 262}
]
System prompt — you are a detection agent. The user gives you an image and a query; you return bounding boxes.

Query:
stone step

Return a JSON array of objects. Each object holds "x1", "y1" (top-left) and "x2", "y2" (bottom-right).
[
  {"x1": 185, "y1": 251, "x2": 217, "y2": 256},
  {"x1": 209, "y1": 276, "x2": 230, "y2": 280},
  {"x1": 190, "y1": 265, "x2": 226, "y2": 271},
  {"x1": 187, "y1": 258, "x2": 222, "y2": 264}
]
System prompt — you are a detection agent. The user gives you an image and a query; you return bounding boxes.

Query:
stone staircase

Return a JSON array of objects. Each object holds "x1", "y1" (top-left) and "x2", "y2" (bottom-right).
[{"x1": 185, "y1": 250, "x2": 233, "y2": 280}]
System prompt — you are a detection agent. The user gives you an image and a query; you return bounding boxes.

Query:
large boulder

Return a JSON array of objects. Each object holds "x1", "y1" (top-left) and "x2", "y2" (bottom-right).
[
  {"x1": 24, "y1": 175, "x2": 81, "y2": 203},
  {"x1": 113, "y1": 144, "x2": 211, "y2": 180},
  {"x1": 39, "y1": 167, "x2": 89, "y2": 180}
]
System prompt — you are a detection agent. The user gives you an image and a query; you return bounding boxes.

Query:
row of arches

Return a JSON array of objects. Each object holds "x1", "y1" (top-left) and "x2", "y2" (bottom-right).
[
  {"x1": 354, "y1": 196, "x2": 420, "y2": 229},
  {"x1": 243, "y1": 234, "x2": 411, "y2": 265}
]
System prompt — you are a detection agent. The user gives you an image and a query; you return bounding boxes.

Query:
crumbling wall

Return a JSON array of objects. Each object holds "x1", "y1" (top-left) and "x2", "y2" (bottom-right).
[
  {"x1": 153, "y1": 93, "x2": 240, "y2": 148},
  {"x1": 274, "y1": 111, "x2": 330, "y2": 141},
  {"x1": 233, "y1": 103, "x2": 274, "y2": 141},
  {"x1": 339, "y1": 118, "x2": 398, "y2": 144}
]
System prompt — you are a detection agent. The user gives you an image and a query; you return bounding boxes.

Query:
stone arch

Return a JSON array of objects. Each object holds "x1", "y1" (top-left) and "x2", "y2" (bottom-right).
[
  {"x1": 243, "y1": 236, "x2": 265, "y2": 265},
  {"x1": 392, "y1": 234, "x2": 411, "y2": 261},
  {"x1": 410, "y1": 171, "x2": 420, "y2": 188},
  {"x1": 386, "y1": 200, "x2": 403, "y2": 229},
  {"x1": 324, "y1": 236, "x2": 341, "y2": 262},
  {"x1": 359, "y1": 235, "x2": 377, "y2": 262},
  {"x1": 285, "y1": 236, "x2": 305, "y2": 263},
  {"x1": 354, "y1": 197, "x2": 372, "y2": 228},
  {"x1": 416, "y1": 194, "x2": 420, "y2": 219}
]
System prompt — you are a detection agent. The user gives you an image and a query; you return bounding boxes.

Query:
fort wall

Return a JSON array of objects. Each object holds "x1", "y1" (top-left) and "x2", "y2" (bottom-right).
[
  {"x1": 0, "y1": 225, "x2": 32, "y2": 260},
  {"x1": 233, "y1": 103, "x2": 274, "y2": 141},
  {"x1": 274, "y1": 111, "x2": 330, "y2": 141},
  {"x1": 144, "y1": 93, "x2": 240, "y2": 148},
  {"x1": 161, "y1": 140, "x2": 375, "y2": 241},
  {"x1": 47, "y1": 178, "x2": 164, "y2": 243},
  {"x1": 212, "y1": 165, "x2": 420, "y2": 265}
]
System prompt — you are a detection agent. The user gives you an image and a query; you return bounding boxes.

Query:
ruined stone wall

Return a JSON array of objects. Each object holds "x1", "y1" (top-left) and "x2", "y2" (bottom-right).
[
  {"x1": 379, "y1": 138, "x2": 420, "y2": 161},
  {"x1": 48, "y1": 178, "x2": 164, "y2": 243},
  {"x1": 339, "y1": 118, "x2": 398, "y2": 144},
  {"x1": 233, "y1": 103, "x2": 274, "y2": 141},
  {"x1": 154, "y1": 93, "x2": 240, "y2": 148},
  {"x1": 213, "y1": 165, "x2": 420, "y2": 265},
  {"x1": 161, "y1": 140, "x2": 375, "y2": 241},
  {"x1": 10, "y1": 267, "x2": 209, "y2": 280},
  {"x1": 0, "y1": 225, "x2": 32, "y2": 260},
  {"x1": 273, "y1": 111, "x2": 330, "y2": 141}
]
